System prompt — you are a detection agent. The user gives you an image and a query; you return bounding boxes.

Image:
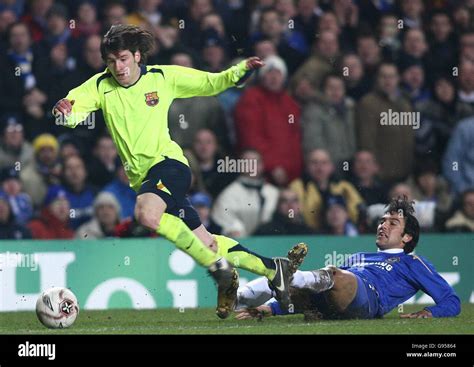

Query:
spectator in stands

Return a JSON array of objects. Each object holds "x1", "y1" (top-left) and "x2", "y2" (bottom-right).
[
  {"x1": 406, "y1": 159, "x2": 453, "y2": 229},
  {"x1": 399, "y1": 57, "x2": 430, "y2": 105},
  {"x1": 0, "y1": 8, "x2": 17, "y2": 50},
  {"x1": 399, "y1": 0, "x2": 424, "y2": 30},
  {"x1": 0, "y1": 21, "x2": 50, "y2": 132},
  {"x1": 443, "y1": 117, "x2": 474, "y2": 194},
  {"x1": 250, "y1": 7, "x2": 308, "y2": 74},
  {"x1": 192, "y1": 129, "x2": 236, "y2": 199},
  {"x1": 459, "y1": 31, "x2": 474, "y2": 63},
  {"x1": 255, "y1": 188, "x2": 313, "y2": 235},
  {"x1": 254, "y1": 37, "x2": 277, "y2": 60},
  {"x1": 339, "y1": 53, "x2": 371, "y2": 101},
  {"x1": 426, "y1": 10, "x2": 457, "y2": 83},
  {"x1": 20, "y1": 0, "x2": 53, "y2": 42},
  {"x1": 211, "y1": 148, "x2": 279, "y2": 238},
  {"x1": 87, "y1": 135, "x2": 118, "y2": 189},
  {"x1": 58, "y1": 135, "x2": 83, "y2": 162},
  {"x1": 61, "y1": 155, "x2": 95, "y2": 229},
  {"x1": 378, "y1": 13, "x2": 402, "y2": 62},
  {"x1": 28, "y1": 185, "x2": 74, "y2": 239},
  {"x1": 179, "y1": 0, "x2": 214, "y2": 51},
  {"x1": 104, "y1": 164, "x2": 136, "y2": 220},
  {"x1": 20, "y1": 133, "x2": 61, "y2": 208},
  {"x1": 356, "y1": 63, "x2": 414, "y2": 183},
  {"x1": 201, "y1": 30, "x2": 228, "y2": 72},
  {"x1": 0, "y1": 191, "x2": 31, "y2": 239},
  {"x1": 76, "y1": 192, "x2": 121, "y2": 239},
  {"x1": 400, "y1": 28, "x2": 428, "y2": 68},
  {"x1": 458, "y1": 60, "x2": 474, "y2": 110},
  {"x1": 235, "y1": 55, "x2": 302, "y2": 186},
  {"x1": 168, "y1": 51, "x2": 230, "y2": 153},
  {"x1": 102, "y1": 0, "x2": 127, "y2": 31},
  {"x1": 190, "y1": 192, "x2": 222, "y2": 234},
  {"x1": 301, "y1": 72, "x2": 356, "y2": 169},
  {"x1": 289, "y1": 149, "x2": 363, "y2": 231},
  {"x1": 290, "y1": 30, "x2": 340, "y2": 103},
  {"x1": 445, "y1": 189, "x2": 474, "y2": 232},
  {"x1": 293, "y1": 0, "x2": 321, "y2": 46},
  {"x1": 71, "y1": 1, "x2": 101, "y2": 38},
  {"x1": 322, "y1": 195, "x2": 358, "y2": 237},
  {"x1": 349, "y1": 150, "x2": 387, "y2": 206},
  {"x1": 356, "y1": 33, "x2": 382, "y2": 81},
  {"x1": 0, "y1": 165, "x2": 33, "y2": 225},
  {"x1": 0, "y1": 114, "x2": 33, "y2": 169}
]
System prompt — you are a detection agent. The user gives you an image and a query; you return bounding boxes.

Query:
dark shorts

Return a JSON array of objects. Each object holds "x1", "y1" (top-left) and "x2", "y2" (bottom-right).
[
  {"x1": 308, "y1": 274, "x2": 380, "y2": 319},
  {"x1": 137, "y1": 158, "x2": 202, "y2": 230}
]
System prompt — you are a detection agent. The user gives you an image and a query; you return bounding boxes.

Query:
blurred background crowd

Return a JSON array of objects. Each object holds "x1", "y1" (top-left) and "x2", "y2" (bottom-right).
[{"x1": 0, "y1": 0, "x2": 473, "y2": 240}]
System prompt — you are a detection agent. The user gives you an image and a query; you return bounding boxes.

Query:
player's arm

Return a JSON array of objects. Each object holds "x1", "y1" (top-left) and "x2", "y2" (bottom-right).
[
  {"x1": 400, "y1": 256, "x2": 461, "y2": 318},
  {"x1": 52, "y1": 74, "x2": 101, "y2": 128},
  {"x1": 166, "y1": 57, "x2": 264, "y2": 99}
]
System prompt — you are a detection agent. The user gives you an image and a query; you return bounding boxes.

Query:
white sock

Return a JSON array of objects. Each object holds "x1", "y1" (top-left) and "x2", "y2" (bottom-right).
[
  {"x1": 291, "y1": 270, "x2": 317, "y2": 289},
  {"x1": 236, "y1": 277, "x2": 275, "y2": 309}
]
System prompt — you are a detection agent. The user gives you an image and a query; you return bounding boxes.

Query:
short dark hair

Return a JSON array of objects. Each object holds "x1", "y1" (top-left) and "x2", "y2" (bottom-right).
[
  {"x1": 101, "y1": 24, "x2": 155, "y2": 65},
  {"x1": 385, "y1": 196, "x2": 420, "y2": 253}
]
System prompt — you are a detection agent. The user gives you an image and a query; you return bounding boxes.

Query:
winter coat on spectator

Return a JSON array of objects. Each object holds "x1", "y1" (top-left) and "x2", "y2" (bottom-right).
[
  {"x1": 0, "y1": 141, "x2": 34, "y2": 170},
  {"x1": 442, "y1": 117, "x2": 474, "y2": 194},
  {"x1": 255, "y1": 212, "x2": 314, "y2": 236},
  {"x1": 445, "y1": 210, "x2": 474, "y2": 232},
  {"x1": 20, "y1": 160, "x2": 60, "y2": 208},
  {"x1": 356, "y1": 89, "x2": 414, "y2": 183},
  {"x1": 235, "y1": 85, "x2": 303, "y2": 183},
  {"x1": 0, "y1": 193, "x2": 31, "y2": 239},
  {"x1": 301, "y1": 95, "x2": 356, "y2": 165},
  {"x1": 28, "y1": 207, "x2": 74, "y2": 239},
  {"x1": 168, "y1": 96, "x2": 231, "y2": 153},
  {"x1": 290, "y1": 53, "x2": 334, "y2": 99},
  {"x1": 103, "y1": 179, "x2": 136, "y2": 220},
  {"x1": 289, "y1": 175, "x2": 364, "y2": 231},
  {"x1": 76, "y1": 218, "x2": 113, "y2": 239},
  {"x1": 211, "y1": 176, "x2": 279, "y2": 237}
]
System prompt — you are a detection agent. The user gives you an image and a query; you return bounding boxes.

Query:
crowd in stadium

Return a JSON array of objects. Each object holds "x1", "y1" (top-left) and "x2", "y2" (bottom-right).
[{"x1": 0, "y1": 0, "x2": 473, "y2": 240}]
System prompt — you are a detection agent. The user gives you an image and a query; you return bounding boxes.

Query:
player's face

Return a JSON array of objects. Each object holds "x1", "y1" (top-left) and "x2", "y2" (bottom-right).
[
  {"x1": 106, "y1": 50, "x2": 141, "y2": 86},
  {"x1": 376, "y1": 213, "x2": 407, "y2": 250}
]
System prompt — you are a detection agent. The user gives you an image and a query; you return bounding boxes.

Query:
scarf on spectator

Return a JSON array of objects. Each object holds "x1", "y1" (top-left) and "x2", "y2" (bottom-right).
[{"x1": 7, "y1": 49, "x2": 36, "y2": 90}]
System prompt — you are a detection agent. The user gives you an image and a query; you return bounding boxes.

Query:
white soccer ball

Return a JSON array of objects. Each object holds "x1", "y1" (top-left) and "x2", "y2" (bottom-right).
[{"x1": 36, "y1": 287, "x2": 79, "y2": 329}]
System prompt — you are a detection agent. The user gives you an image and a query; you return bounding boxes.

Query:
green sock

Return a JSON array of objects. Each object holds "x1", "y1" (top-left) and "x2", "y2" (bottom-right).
[
  {"x1": 158, "y1": 213, "x2": 220, "y2": 267},
  {"x1": 214, "y1": 234, "x2": 276, "y2": 279}
]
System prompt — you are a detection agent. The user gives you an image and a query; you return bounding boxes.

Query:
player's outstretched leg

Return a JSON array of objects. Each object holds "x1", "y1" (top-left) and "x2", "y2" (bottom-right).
[
  {"x1": 214, "y1": 234, "x2": 295, "y2": 311},
  {"x1": 157, "y1": 214, "x2": 238, "y2": 319}
]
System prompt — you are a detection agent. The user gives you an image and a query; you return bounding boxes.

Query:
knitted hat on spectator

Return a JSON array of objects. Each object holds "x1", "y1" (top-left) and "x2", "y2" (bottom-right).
[
  {"x1": 190, "y1": 192, "x2": 212, "y2": 208},
  {"x1": 1, "y1": 114, "x2": 23, "y2": 134},
  {"x1": 44, "y1": 185, "x2": 68, "y2": 206},
  {"x1": 33, "y1": 134, "x2": 59, "y2": 154},
  {"x1": 0, "y1": 166, "x2": 20, "y2": 182},
  {"x1": 259, "y1": 55, "x2": 288, "y2": 80},
  {"x1": 93, "y1": 192, "x2": 121, "y2": 214},
  {"x1": 326, "y1": 195, "x2": 347, "y2": 209}
]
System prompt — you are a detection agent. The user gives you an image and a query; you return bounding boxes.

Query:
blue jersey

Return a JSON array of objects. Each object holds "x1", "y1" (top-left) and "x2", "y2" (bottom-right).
[{"x1": 341, "y1": 249, "x2": 460, "y2": 317}]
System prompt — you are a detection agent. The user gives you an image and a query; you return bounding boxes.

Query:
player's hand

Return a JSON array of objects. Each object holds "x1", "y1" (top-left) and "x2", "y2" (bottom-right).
[
  {"x1": 53, "y1": 99, "x2": 75, "y2": 117},
  {"x1": 400, "y1": 309, "x2": 433, "y2": 319},
  {"x1": 235, "y1": 305, "x2": 272, "y2": 320},
  {"x1": 245, "y1": 56, "x2": 264, "y2": 70}
]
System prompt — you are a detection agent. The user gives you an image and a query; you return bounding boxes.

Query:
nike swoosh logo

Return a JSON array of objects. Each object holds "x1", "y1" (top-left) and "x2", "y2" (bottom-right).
[
  {"x1": 104, "y1": 90, "x2": 113, "y2": 95},
  {"x1": 274, "y1": 260, "x2": 286, "y2": 292},
  {"x1": 142, "y1": 179, "x2": 150, "y2": 185}
]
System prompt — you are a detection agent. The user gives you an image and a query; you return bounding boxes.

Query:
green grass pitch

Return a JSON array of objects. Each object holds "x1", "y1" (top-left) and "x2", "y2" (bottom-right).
[{"x1": 0, "y1": 304, "x2": 472, "y2": 334}]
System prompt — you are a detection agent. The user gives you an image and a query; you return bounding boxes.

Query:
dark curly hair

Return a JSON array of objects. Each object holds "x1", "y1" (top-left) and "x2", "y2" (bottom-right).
[
  {"x1": 100, "y1": 24, "x2": 155, "y2": 65},
  {"x1": 385, "y1": 196, "x2": 420, "y2": 254}
]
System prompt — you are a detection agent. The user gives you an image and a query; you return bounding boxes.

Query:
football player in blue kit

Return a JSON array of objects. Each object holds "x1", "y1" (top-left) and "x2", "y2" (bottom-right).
[{"x1": 236, "y1": 197, "x2": 461, "y2": 320}]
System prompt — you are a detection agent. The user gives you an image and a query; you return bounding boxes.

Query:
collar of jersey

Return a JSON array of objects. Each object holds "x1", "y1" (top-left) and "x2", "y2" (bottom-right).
[
  {"x1": 377, "y1": 248, "x2": 404, "y2": 254},
  {"x1": 114, "y1": 64, "x2": 147, "y2": 89}
]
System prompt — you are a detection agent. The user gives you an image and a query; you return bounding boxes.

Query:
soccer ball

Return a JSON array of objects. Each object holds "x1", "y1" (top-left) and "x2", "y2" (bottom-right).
[{"x1": 36, "y1": 287, "x2": 79, "y2": 329}]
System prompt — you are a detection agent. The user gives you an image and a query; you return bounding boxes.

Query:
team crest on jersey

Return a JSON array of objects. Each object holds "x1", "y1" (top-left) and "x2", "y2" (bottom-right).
[
  {"x1": 386, "y1": 257, "x2": 400, "y2": 264},
  {"x1": 145, "y1": 91, "x2": 159, "y2": 106}
]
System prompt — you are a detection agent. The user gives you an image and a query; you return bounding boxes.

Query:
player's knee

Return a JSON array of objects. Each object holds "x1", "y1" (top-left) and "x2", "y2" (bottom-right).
[{"x1": 135, "y1": 208, "x2": 160, "y2": 230}]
